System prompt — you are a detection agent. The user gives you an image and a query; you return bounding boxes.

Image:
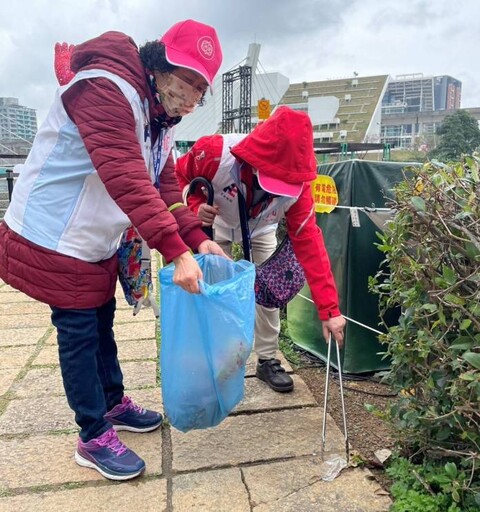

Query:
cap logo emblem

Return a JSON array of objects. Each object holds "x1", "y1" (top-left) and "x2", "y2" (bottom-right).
[{"x1": 197, "y1": 37, "x2": 214, "y2": 60}]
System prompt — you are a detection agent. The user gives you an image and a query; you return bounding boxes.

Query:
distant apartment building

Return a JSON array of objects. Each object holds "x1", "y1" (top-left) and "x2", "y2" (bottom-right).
[
  {"x1": 0, "y1": 97, "x2": 37, "y2": 143},
  {"x1": 380, "y1": 74, "x2": 462, "y2": 149}
]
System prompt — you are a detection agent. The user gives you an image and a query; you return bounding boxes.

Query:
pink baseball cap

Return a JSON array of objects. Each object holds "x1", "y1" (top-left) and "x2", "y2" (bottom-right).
[
  {"x1": 160, "y1": 19, "x2": 223, "y2": 88},
  {"x1": 256, "y1": 171, "x2": 303, "y2": 199}
]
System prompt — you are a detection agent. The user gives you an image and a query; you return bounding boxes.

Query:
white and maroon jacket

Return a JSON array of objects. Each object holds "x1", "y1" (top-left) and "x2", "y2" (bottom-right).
[{"x1": 0, "y1": 31, "x2": 208, "y2": 308}]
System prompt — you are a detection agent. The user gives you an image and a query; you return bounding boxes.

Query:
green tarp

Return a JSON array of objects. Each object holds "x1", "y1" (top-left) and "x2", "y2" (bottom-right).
[{"x1": 287, "y1": 159, "x2": 417, "y2": 373}]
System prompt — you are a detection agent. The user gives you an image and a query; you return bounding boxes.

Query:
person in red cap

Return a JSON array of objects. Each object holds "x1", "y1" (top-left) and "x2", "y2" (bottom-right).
[
  {"x1": 175, "y1": 106, "x2": 346, "y2": 393},
  {"x1": 0, "y1": 20, "x2": 226, "y2": 481}
]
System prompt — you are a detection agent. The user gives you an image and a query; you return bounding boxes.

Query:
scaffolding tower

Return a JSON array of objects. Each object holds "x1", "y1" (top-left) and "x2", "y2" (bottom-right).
[{"x1": 221, "y1": 66, "x2": 252, "y2": 134}]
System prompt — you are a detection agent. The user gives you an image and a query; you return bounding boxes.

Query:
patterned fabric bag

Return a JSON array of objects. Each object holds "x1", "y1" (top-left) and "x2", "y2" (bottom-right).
[
  {"x1": 117, "y1": 226, "x2": 159, "y2": 317},
  {"x1": 237, "y1": 185, "x2": 313, "y2": 309},
  {"x1": 116, "y1": 128, "x2": 178, "y2": 317},
  {"x1": 254, "y1": 236, "x2": 305, "y2": 309}
]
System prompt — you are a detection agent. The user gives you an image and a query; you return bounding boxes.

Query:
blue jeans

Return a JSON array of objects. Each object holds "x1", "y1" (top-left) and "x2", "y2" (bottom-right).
[{"x1": 50, "y1": 297, "x2": 124, "y2": 442}]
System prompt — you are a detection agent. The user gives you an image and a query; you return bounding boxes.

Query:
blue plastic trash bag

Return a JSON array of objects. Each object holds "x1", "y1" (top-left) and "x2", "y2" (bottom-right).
[{"x1": 159, "y1": 254, "x2": 255, "y2": 432}]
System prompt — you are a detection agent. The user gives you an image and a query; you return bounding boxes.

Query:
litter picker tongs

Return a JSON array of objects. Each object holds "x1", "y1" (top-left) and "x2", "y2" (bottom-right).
[{"x1": 322, "y1": 334, "x2": 349, "y2": 462}]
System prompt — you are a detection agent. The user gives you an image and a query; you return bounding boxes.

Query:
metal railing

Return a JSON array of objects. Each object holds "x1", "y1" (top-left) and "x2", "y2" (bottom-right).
[
  {"x1": 6, "y1": 170, "x2": 17, "y2": 201},
  {"x1": 0, "y1": 170, "x2": 18, "y2": 202},
  {"x1": 0, "y1": 154, "x2": 26, "y2": 204}
]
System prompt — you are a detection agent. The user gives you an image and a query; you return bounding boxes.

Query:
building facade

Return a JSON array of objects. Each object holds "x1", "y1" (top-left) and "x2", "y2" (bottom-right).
[
  {"x1": 0, "y1": 97, "x2": 37, "y2": 143},
  {"x1": 380, "y1": 74, "x2": 462, "y2": 149},
  {"x1": 280, "y1": 75, "x2": 388, "y2": 144}
]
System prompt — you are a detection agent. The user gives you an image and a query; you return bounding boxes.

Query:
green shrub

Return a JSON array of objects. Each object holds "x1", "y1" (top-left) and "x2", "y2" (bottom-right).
[
  {"x1": 387, "y1": 456, "x2": 478, "y2": 511},
  {"x1": 370, "y1": 155, "x2": 480, "y2": 507}
]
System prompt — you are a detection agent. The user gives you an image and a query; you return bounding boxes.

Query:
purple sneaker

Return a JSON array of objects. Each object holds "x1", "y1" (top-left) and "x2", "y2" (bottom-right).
[
  {"x1": 75, "y1": 428, "x2": 145, "y2": 480},
  {"x1": 104, "y1": 396, "x2": 163, "y2": 433}
]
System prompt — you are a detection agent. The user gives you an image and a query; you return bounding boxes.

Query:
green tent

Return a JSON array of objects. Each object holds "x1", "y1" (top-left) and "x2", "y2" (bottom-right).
[{"x1": 287, "y1": 159, "x2": 417, "y2": 373}]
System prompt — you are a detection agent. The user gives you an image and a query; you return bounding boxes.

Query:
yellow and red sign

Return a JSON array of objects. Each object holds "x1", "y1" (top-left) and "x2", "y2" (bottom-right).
[
  {"x1": 257, "y1": 99, "x2": 271, "y2": 120},
  {"x1": 311, "y1": 175, "x2": 338, "y2": 213}
]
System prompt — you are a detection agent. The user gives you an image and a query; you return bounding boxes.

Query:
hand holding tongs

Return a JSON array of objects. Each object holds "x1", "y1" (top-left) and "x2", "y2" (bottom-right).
[{"x1": 322, "y1": 334, "x2": 349, "y2": 462}]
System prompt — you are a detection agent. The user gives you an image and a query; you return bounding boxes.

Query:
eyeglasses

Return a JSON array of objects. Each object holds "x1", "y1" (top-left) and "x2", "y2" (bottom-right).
[{"x1": 170, "y1": 70, "x2": 208, "y2": 99}]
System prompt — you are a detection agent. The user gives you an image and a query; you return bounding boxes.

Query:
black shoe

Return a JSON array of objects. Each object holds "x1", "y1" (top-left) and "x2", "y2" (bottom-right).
[{"x1": 256, "y1": 358, "x2": 294, "y2": 393}]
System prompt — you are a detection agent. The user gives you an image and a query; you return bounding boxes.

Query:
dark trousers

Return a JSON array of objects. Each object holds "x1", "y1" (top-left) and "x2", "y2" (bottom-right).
[{"x1": 50, "y1": 297, "x2": 124, "y2": 442}]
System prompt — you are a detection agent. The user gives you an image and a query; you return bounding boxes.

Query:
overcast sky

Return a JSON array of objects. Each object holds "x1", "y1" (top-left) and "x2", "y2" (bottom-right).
[{"x1": 1, "y1": 0, "x2": 479, "y2": 125}]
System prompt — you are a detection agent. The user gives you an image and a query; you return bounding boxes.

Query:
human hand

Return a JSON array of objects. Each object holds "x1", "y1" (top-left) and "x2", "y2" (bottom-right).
[
  {"x1": 197, "y1": 239, "x2": 230, "y2": 259},
  {"x1": 54, "y1": 42, "x2": 75, "y2": 85},
  {"x1": 172, "y1": 251, "x2": 202, "y2": 294},
  {"x1": 322, "y1": 315, "x2": 346, "y2": 348},
  {"x1": 198, "y1": 203, "x2": 219, "y2": 226}
]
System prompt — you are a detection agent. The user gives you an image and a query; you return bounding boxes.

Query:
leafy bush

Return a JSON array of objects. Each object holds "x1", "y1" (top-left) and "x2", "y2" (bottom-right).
[
  {"x1": 370, "y1": 155, "x2": 480, "y2": 507},
  {"x1": 387, "y1": 456, "x2": 477, "y2": 511}
]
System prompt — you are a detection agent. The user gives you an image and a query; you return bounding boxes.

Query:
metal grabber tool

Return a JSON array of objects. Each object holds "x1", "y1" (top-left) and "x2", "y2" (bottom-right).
[{"x1": 321, "y1": 334, "x2": 349, "y2": 462}]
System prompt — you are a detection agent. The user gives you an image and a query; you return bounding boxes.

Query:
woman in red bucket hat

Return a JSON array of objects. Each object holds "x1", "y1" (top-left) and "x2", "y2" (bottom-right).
[
  {"x1": 0, "y1": 20, "x2": 226, "y2": 481},
  {"x1": 176, "y1": 106, "x2": 346, "y2": 394}
]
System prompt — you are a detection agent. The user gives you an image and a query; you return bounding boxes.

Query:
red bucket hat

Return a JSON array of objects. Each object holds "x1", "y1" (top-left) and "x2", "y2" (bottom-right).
[{"x1": 160, "y1": 19, "x2": 223, "y2": 89}]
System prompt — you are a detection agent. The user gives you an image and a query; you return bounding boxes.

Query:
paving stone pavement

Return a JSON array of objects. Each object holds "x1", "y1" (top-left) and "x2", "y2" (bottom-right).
[{"x1": 0, "y1": 271, "x2": 391, "y2": 512}]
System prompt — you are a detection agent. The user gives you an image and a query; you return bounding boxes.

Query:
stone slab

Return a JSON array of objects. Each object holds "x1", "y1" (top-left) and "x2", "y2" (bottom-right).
[
  {"x1": 121, "y1": 361, "x2": 158, "y2": 389},
  {"x1": 128, "y1": 387, "x2": 163, "y2": 410},
  {"x1": 0, "y1": 327, "x2": 48, "y2": 347},
  {"x1": 243, "y1": 459, "x2": 391, "y2": 511},
  {"x1": 0, "y1": 314, "x2": 50, "y2": 329},
  {"x1": 0, "y1": 395, "x2": 74, "y2": 435},
  {"x1": 0, "y1": 301, "x2": 50, "y2": 315},
  {"x1": 44, "y1": 331, "x2": 57, "y2": 345},
  {"x1": 0, "y1": 388, "x2": 163, "y2": 436},
  {"x1": 171, "y1": 407, "x2": 344, "y2": 472},
  {"x1": 114, "y1": 321, "x2": 156, "y2": 341},
  {"x1": 235, "y1": 374, "x2": 317, "y2": 413},
  {"x1": 0, "y1": 292, "x2": 36, "y2": 304},
  {"x1": 0, "y1": 478, "x2": 167, "y2": 512},
  {"x1": 14, "y1": 366, "x2": 64, "y2": 398},
  {"x1": 0, "y1": 345, "x2": 36, "y2": 369},
  {"x1": 0, "y1": 429, "x2": 162, "y2": 491},
  {"x1": 172, "y1": 467, "x2": 250, "y2": 511},
  {"x1": 116, "y1": 339, "x2": 158, "y2": 361},
  {"x1": 0, "y1": 369, "x2": 19, "y2": 396},
  {"x1": 32, "y1": 345, "x2": 59, "y2": 366},
  {"x1": 33, "y1": 339, "x2": 158, "y2": 366},
  {"x1": 14, "y1": 361, "x2": 157, "y2": 399},
  {"x1": 42, "y1": 321, "x2": 157, "y2": 344}
]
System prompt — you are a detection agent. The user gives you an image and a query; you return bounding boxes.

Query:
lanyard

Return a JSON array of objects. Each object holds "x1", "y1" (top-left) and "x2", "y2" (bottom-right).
[
  {"x1": 237, "y1": 189, "x2": 252, "y2": 262},
  {"x1": 152, "y1": 129, "x2": 165, "y2": 189}
]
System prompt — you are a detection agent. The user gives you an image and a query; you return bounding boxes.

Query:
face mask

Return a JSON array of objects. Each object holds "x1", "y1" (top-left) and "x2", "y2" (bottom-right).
[{"x1": 155, "y1": 73, "x2": 204, "y2": 117}]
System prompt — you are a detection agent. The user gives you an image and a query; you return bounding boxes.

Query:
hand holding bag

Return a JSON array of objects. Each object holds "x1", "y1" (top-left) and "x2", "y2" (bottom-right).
[{"x1": 160, "y1": 254, "x2": 255, "y2": 432}]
